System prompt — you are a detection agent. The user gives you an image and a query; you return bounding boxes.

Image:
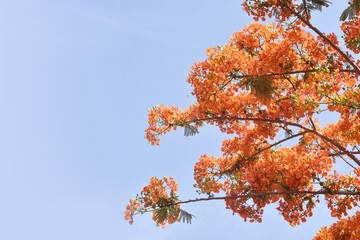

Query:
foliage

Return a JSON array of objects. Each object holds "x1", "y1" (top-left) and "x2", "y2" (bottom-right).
[{"x1": 126, "y1": 0, "x2": 360, "y2": 237}]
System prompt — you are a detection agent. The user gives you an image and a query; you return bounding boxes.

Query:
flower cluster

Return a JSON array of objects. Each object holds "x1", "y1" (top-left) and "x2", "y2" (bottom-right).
[
  {"x1": 242, "y1": 0, "x2": 299, "y2": 22},
  {"x1": 314, "y1": 211, "x2": 360, "y2": 240},
  {"x1": 324, "y1": 169, "x2": 360, "y2": 219},
  {"x1": 124, "y1": 198, "x2": 140, "y2": 225},
  {"x1": 124, "y1": 176, "x2": 180, "y2": 228},
  {"x1": 341, "y1": 14, "x2": 360, "y2": 53}
]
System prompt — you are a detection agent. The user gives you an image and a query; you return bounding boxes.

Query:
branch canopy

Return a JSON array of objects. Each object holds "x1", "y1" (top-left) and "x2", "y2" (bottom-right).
[{"x1": 126, "y1": 0, "x2": 360, "y2": 236}]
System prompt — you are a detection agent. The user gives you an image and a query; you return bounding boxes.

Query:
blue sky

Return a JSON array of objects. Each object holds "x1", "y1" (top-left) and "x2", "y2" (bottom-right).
[{"x1": 0, "y1": 1, "x2": 353, "y2": 239}]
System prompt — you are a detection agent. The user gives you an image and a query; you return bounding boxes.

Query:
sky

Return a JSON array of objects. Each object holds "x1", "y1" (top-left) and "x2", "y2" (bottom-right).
[{"x1": 0, "y1": 0, "x2": 354, "y2": 239}]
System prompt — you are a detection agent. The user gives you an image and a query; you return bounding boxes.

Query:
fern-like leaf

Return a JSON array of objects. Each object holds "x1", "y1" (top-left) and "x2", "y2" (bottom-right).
[
  {"x1": 309, "y1": 0, "x2": 330, "y2": 10},
  {"x1": 153, "y1": 208, "x2": 168, "y2": 225},
  {"x1": 178, "y1": 209, "x2": 195, "y2": 224},
  {"x1": 246, "y1": 76, "x2": 274, "y2": 100},
  {"x1": 285, "y1": 129, "x2": 294, "y2": 138},
  {"x1": 340, "y1": 1, "x2": 360, "y2": 21},
  {"x1": 184, "y1": 124, "x2": 199, "y2": 137},
  {"x1": 299, "y1": 0, "x2": 331, "y2": 13},
  {"x1": 340, "y1": 6, "x2": 356, "y2": 21}
]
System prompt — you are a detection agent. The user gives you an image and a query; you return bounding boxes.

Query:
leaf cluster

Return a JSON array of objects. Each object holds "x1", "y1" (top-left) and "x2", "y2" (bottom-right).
[
  {"x1": 299, "y1": 0, "x2": 331, "y2": 14},
  {"x1": 244, "y1": 76, "x2": 275, "y2": 100},
  {"x1": 173, "y1": 120, "x2": 200, "y2": 137},
  {"x1": 153, "y1": 207, "x2": 195, "y2": 225},
  {"x1": 340, "y1": 0, "x2": 360, "y2": 21}
]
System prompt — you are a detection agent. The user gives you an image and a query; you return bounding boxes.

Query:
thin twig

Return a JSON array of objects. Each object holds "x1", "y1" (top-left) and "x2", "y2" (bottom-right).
[
  {"x1": 308, "y1": 116, "x2": 316, "y2": 131},
  {"x1": 302, "y1": 0, "x2": 309, "y2": 21}
]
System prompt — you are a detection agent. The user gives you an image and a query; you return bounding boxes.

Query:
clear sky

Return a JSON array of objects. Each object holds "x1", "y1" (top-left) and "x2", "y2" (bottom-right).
[{"x1": 0, "y1": 1, "x2": 353, "y2": 239}]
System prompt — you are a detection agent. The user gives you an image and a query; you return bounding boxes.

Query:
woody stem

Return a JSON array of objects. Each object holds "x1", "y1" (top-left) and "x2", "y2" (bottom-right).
[
  {"x1": 282, "y1": 2, "x2": 360, "y2": 74},
  {"x1": 176, "y1": 190, "x2": 360, "y2": 205}
]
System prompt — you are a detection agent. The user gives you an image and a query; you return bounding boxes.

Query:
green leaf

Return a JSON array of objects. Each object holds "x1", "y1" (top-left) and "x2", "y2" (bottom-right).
[
  {"x1": 245, "y1": 76, "x2": 274, "y2": 100},
  {"x1": 340, "y1": 6, "x2": 356, "y2": 21},
  {"x1": 309, "y1": 0, "x2": 331, "y2": 10},
  {"x1": 285, "y1": 129, "x2": 294, "y2": 138},
  {"x1": 178, "y1": 209, "x2": 195, "y2": 224},
  {"x1": 340, "y1": 1, "x2": 360, "y2": 21},
  {"x1": 153, "y1": 208, "x2": 168, "y2": 224},
  {"x1": 167, "y1": 207, "x2": 178, "y2": 217},
  {"x1": 184, "y1": 124, "x2": 200, "y2": 137},
  {"x1": 299, "y1": 0, "x2": 331, "y2": 14}
]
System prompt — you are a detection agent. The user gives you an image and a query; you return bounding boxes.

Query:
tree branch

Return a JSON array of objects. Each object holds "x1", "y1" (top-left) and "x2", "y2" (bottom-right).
[
  {"x1": 329, "y1": 151, "x2": 360, "y2": 156},
  {"x1": 314, "y1": 133, "x2": 360, "y2": 166},
  {"x1": 231, "y1": 130, "x2": 310, "y2": 170},
  {"x1": 282, "y1": 2, "x2": 360, "y2": 74},
  {"x1": 317, "y1": 138, "x2": 357, "y2": 170},
  {"x1": 308, "y1": 116, "x2": 316, "y2": 131},
  {"x1": 230, "y1": 69, "x2": 356, "y2": 81},
  {"x1": 189, "y1": 116, "x2": 360, "y2": 166},
  {"x1": 177, "y1": 190, "x2": 360, "y2": 205}
]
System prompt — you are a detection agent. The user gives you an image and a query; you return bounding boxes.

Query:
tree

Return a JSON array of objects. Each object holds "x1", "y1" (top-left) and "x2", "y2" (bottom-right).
[{"x1": 125, "y1": 1, "x2": 360, "y2": 238}]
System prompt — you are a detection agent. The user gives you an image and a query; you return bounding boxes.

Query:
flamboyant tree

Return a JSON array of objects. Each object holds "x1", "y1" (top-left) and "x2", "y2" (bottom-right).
[{"x1": 125, "y1": 0, "x2": 360, "y2": 238}]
